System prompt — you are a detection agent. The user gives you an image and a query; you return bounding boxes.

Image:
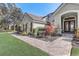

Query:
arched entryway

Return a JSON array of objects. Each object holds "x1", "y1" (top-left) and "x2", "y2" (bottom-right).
[{"x1": 61, "y1": 12, "x2": 77, "y2": 33}]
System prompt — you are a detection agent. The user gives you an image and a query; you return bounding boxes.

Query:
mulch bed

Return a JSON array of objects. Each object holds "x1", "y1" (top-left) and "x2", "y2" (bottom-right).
[{"x1": 37, "y1": 36, "x2": 60, "y2": 42}]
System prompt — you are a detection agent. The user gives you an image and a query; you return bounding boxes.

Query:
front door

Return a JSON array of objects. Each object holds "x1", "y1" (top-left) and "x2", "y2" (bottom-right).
[{"x1": 64, "y1": 20, "x2": 75, "y2": 33}]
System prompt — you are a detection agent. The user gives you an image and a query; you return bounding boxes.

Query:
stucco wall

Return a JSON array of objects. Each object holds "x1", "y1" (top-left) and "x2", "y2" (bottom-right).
[
  {"x1": 54, "y1": 4, "x2": 79, "y2": 16},
  {"x1": 21, "y1": 14, "x2": 45, "y2": 33},
  {"x1": 21, "y1": 14, "x2": 32, "y2": 33},
  {"x1": 21, "y1": 14, "x2": 32, "y2": 24},
  {"x1": 49, "y1": 4, "x2": 79, "y2": 34},
  {"x1": 33, "y1": 23, "x2": 44, "y2": 29}
]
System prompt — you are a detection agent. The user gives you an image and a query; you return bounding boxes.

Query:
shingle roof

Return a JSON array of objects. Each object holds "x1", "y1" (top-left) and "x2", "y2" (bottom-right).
[
  {"x1": 28, "y1": 13, "x2": 43, "y2": 21},
  {"x1": 24, "y1": 13, "x2": 45, "y2": 24}
]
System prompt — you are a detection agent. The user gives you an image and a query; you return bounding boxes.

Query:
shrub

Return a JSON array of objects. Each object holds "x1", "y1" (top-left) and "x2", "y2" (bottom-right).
[
  {"x1": 28, "y1": 32, "x2": 33, "y2": 36},
  {"x1": 21, "y1": 31, "x2": 27, "y2": 36},
  {"x1": 33, "y1": 27, "x2": 45, "y2": 38}
]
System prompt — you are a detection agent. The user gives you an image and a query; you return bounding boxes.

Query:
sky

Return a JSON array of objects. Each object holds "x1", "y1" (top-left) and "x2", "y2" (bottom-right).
[{"x1": 16, "y1": 3, "x2": 61, "y2": 16}]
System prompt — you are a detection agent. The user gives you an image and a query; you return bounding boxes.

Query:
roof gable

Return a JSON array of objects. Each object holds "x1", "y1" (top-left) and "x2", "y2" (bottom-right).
[
  {"x1": 43, "y1": 3, "x2": 65, "y2": 18},
  {"x1": 22, "y1": 13, "x2": 45, "y2": 24},
  {"x1": 51, "y1": 3, "x2": 66, "y2": 16},
  {"x1": 51, "y1": 3, "x2": 79, "y2": 16}
]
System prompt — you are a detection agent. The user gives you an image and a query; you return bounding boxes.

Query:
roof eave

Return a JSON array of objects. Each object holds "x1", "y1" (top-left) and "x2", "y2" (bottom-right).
[{"x1": 43, "y1": 3, "x2": 66, "y2": 18}]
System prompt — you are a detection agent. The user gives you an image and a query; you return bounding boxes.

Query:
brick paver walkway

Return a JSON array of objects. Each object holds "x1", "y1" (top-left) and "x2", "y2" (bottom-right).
[{"x1": 11, "y1": 33, "x2": 72, "y2": 56}]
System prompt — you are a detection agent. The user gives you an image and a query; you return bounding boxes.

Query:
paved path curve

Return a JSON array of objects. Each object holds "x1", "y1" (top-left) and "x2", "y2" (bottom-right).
[{"x1": 11, "y1": 33, "x2": 72, "y2": 56}]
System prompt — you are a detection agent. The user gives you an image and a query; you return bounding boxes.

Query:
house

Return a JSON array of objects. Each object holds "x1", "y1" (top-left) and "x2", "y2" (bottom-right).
[
  {"x1": 20, "y1": 13, "x2": 45, "y2": 34},
  {"x1": 44, "y1": 3, "x2": 79, "y2": 34}
]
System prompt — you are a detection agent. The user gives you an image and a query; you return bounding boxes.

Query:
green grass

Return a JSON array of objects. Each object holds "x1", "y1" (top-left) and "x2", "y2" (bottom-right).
[
  {"x1": 0, "y1": 32, "x2": 48, "y2": 56},
  {"x1": 71, "y1": 47, "x2": 79, "y2": 56}
]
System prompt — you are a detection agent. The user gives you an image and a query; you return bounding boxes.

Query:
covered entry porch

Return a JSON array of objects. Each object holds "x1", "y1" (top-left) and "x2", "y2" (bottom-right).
[{"x1": 61, "y1": 12, "x2": 78, "y2": 33}]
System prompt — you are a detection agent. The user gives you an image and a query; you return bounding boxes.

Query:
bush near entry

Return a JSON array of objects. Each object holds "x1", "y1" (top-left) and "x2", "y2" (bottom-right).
[
  {"x1": 74, "y1": 29, "x2": 79, "y2": 40},
  {"x1": 33, "y1": 27, "x2": 45, "y2": 38}
]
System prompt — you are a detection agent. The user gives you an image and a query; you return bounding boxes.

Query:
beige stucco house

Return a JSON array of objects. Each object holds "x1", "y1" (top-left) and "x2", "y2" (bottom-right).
[
  {"x1": 21, "y1": 13, "x2": 45, "y2": 33},
  {"x1": 43, "y1": 3, "x2": 79, "y2": 34}
]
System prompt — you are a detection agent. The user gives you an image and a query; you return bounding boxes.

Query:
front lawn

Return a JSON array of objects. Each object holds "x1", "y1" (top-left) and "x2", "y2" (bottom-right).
[
  {"x1": 0, "y1": 32, "x2": 48, "y2": 56},
  {"x1": 71, "y1": 47, "x2": 79, "y2": 56}
]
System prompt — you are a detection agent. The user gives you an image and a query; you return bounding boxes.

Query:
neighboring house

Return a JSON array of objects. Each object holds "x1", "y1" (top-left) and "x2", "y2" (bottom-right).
[
  {"x1": 21, "y1": 13, "x2": 45, "y2": 33},
  {"x1": 44, "y1": 3, "x2": 79, "y2": 34}
]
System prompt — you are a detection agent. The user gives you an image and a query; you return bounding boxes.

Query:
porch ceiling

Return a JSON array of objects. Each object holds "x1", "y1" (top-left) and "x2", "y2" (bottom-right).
[{"x1": 61, "y1": 12, "x2": 77, "y2": 18}]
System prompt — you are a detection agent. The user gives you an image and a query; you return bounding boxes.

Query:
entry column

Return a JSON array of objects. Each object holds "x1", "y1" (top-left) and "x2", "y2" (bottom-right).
[{"x1": 77, "y1": 12, "x2": 79, "y2": 28}]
